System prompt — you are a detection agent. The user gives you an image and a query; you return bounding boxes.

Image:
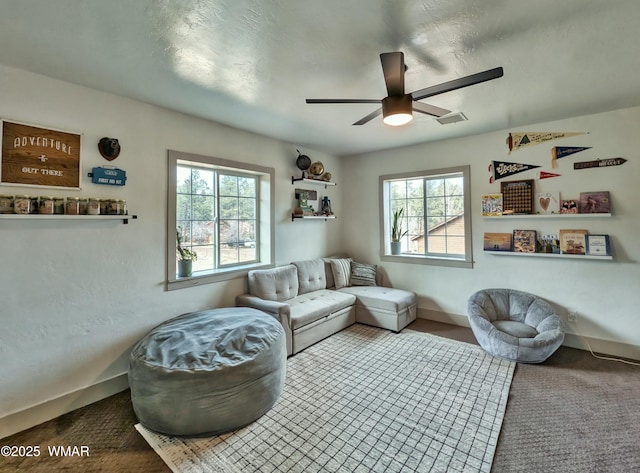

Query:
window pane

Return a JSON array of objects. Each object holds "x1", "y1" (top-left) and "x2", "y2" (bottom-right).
[
  {"x1": 407, "y1": 179, "x2": 423, "y2": 198},
  {"x1": 219, "y1": 175, "x2": 238, "y2": 196},
  {"x1": 426, "y1": 197, "x2": 445, "y2": 218},
  {"x1": 445, "y1": 176, "x2": 463, "y2": 196},
  {"x1": 426, "y1": 179, "x2": 444, "y2": 197},
  {"x1": 238, "y1": 197, "x2": 256, "y2": 219},
  {"x1": 192, "y1": 220, "x2": 214, "y2": 244},
  {"x1": 176, "y1": 194, "x2": 191, "y2": 220},
  {"x1": 193, "y1": 169, "x2": 214, "y2": 195},
  {"x1": 238, "y1": 177, "x2": 256, "y2": 197},
  {"x1": 220, "y1": 219, "x2": 239, "y2": 246},
  {"x1": 447, "y1": 195, "x2": 464, "y2": 216},
  {"x1": 192, "y1": 245, "x2": 214, "y2": 272},
  {"x1": 389, "y1": 181, "x2": 406, "y2": 200},
  {"x1": 445, "y1": 236, "x2": 465, "y2": 255},
  {"x1": 177, "y1": 166, "x2": 192, "y2": 192},
  {"x1": 220, "y1": 197, "x2": 238, "y2": 219},
  {"x1": 192, "y1": 195, "x2": 214, "y2": 221}
]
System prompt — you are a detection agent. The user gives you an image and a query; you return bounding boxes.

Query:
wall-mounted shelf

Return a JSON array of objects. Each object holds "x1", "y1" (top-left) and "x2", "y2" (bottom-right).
[
  {"x1": 485, "y1": 251, "x2": 612, "y2": 260},
  {"x1": 0, "y1": 214, "x2": 138, "y2": 224},
  {"x1": 291, "y1": 214, "x2": 336, "y2": 222},
  {"x1": 291, "y1": 177, "x2": 336, "y2": 188},
  {"x1": 483, "y1": 213, "x2": 611, "y2": 219}
]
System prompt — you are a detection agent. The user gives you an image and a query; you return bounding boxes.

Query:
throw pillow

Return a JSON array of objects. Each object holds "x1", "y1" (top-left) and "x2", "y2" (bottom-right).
[
  {"x1": 330, "y1": 258, "x2": 352, "y2": 289},
  {"x1": 350, "y1": 262, "x2": 377, "y2": 286}
]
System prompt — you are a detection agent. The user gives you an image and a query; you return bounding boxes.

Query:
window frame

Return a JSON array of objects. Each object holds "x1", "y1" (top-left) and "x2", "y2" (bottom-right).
[
  {"x1": 379, "y1": 165, "x2": 473, "y2": 269},
  {"x1": 167, "y1": 150, "x2": 275, "y2": 290}
]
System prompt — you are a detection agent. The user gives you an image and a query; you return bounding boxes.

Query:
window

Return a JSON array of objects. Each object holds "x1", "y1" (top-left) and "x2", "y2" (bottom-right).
[
  {"x1": 380, "y1": 165, "x2": 473, "y2": 268},
  {"x1": 167, "y1": 150, "x2": 275, "y2": 289}
]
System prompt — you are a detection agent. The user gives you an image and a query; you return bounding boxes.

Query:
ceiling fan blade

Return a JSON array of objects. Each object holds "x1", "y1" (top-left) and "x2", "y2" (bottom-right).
[
  {"x1": 412, "y1": 102, "x2": 451, "y2": 118},
  {"x1": 306, "y1": 98, "x2": 381, "y2": 104},
  {"x1": 411, "y1": 67, "x2": 504, "y2": 101},
  {"x1": 380, "y1": 52, "x2": 405, "y2": 96},
  {"x1": 353, "y1": 108, "x2": 382, "y2": 125}
]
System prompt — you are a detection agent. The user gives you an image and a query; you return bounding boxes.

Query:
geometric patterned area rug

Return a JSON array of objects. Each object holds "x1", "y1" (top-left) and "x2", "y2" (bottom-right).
[{"x1": 136, "y1": 324, "x2": 515, "y2": 473}]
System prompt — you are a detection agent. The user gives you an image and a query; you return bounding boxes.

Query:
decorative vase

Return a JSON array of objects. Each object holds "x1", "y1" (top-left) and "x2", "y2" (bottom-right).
[
  {"x1": 178, "y1": 259, "x2": 193, "y2": 277},
  {"x1": 390, "y1": 241, "x2": 402, "y2": 255}
]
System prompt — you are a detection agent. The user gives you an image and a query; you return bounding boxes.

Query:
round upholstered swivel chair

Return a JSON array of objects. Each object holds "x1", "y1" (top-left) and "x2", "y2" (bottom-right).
[{"x1": 467, "y1": 288, "x2": 565, "y2": 363}]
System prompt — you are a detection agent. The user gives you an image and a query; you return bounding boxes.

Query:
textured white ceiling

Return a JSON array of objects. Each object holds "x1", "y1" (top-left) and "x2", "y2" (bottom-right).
[{"x1": 0, "y1": 0, "x2": 639, "y2": 156}]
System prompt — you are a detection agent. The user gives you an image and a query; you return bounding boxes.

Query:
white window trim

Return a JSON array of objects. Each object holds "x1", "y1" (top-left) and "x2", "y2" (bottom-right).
[
  {"x1": 166, "y1": 150, "x2": 275, "y2": 290},
  {"x1": 379, "y1": 165, "x2": 473, "y2": 269}
]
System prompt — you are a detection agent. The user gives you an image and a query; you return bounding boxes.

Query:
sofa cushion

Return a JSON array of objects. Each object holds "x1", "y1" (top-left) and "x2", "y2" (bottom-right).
[
  {"x1": 289, "y1": 290, "x2": 356, "y2": 330},
  {"x1": 292, "y1": 259, "x2": 327, "y2": 294},
  {"x1": 248, "y1": 265, "x2": 299, "y2": 302},
  {"x1": 330, "y1": 258, "x2": 352, "y2": 289},
  {"x1": 338, "y1": 286, "x2": 416, "y2": 312},
  {"x1": 350, "y1": 262, "x2": 377, "y2": 286}
]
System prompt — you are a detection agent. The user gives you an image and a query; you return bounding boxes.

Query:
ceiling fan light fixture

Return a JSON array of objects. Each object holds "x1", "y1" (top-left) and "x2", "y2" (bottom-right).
[{"x1": 382, "y1": 95, "x2": 413, "y2": 126}]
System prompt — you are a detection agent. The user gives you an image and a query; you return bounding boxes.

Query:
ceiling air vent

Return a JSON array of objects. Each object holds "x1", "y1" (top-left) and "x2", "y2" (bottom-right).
[{"x1": 436, "y1": 112, "x2": 468, "y2": 125}]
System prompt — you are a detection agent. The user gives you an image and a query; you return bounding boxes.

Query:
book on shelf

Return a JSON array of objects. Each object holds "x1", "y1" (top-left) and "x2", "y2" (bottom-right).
[
  {"x1": 585, "y1": 234, "x2": 611, "y2": 256},
  {"x1": 513, "y1": 229, "x2": 537, "y2": 253},
  {"x1": 560, "y1": 199, "x2": 579, "y2": 214},
  {"x1": 536, "y1": 233, "x2": 560, "y2": 254},
  {"x1": 483, "y1": 232, "x2": 512, "y2": 252},
  {"x1": 559, "y1": 229, "x2": 588, "y2": 255},
  {"x1": 579, "y1": 191, "x2": 610, "y2": 214},
  {"x1": 481, "y1": 193, "x2": 503, "y2": 216}
]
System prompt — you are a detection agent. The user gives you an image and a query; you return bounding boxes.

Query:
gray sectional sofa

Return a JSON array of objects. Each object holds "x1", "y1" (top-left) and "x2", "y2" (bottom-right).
[{"x1": 235, "y1": 258, "x2": 417, "y2": 356}]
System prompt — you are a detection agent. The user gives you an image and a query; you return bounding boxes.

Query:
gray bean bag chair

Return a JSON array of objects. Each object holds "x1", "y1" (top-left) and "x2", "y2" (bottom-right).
[
  {"x1": 467, "y1": 288, "x2": 565, "y2": 363},
  {"x1": 129, "y1": 307, "x2": 286, "y2": 436}
]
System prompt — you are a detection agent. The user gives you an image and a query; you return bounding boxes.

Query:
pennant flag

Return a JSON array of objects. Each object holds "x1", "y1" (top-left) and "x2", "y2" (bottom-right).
[
  {"x1": 538, "y1": 171, "x2": 561, "y2": 180},
  {"x1": 551, "y1": 146, "x2": 591, "y2": 168},
  {"x1": 506, "y1": 132, "x2": 587, "y2": 154},
  {"x1": 489, "y1": 160, "x2": 540, "y2": 183}
]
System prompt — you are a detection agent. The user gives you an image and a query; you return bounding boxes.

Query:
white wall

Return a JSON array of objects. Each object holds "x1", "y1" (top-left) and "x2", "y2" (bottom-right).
[
  {"x1": 342, "y1": 106, "x2": 640, "y2": 358},
  {"x1": 0, "y1": 65, "x2": 343, "y2": 436}
]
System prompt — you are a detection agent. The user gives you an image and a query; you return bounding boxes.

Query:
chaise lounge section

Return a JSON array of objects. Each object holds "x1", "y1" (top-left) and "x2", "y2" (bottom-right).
[{"x1": 236, "y1": 258, "x2": 417, "y2": 355}]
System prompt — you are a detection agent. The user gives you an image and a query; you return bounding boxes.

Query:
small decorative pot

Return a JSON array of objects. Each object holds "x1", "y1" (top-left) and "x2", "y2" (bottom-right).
[
  {"x1": 390, "y1": 241, "x2": 402, "y2": 255},
  {"x1": 178, "y1": 259, "x2": 193, "y2": 277}
]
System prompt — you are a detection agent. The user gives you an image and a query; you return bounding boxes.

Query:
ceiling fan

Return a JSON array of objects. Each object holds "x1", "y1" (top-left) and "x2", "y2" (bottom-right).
[{"x1": 306, "y1": 52, "x2": 503, "y2": 126}]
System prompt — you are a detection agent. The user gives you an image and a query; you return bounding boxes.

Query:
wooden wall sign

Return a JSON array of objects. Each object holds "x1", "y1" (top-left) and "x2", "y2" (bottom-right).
[
  {"x1": 1, "y1": 120, "x2": 81, "y2": 189},
  {"x1": 574, "y1": 157, "x2": 627, "y2": 170}
]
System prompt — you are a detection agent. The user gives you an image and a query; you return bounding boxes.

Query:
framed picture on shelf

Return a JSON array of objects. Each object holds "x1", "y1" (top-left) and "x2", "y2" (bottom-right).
[
  {"x1": 536, "y1": 233, "x2": 560, "y2": 254},
  {"x1": 500, "y1": 179, "x2": 534, "y2": 215},
  {"x1": 513, "y1": 229, "x2": 537, "y2": 253},
  {"x1": 535, "y1": 191, "x2": 560, "y2": 214},
  {"x1": 586, "y1": 234, "x2": 611, "y2": 256},
  {"x1": 481, "y1": 193, "x2": 503, "y2": 216},
  {"x1": 560, "y1": 199, "x2": 578, "y2": 214},
  {"x1": 559, "y1": 229, "x2": 588, "y2": 255},
  {"x1": 579, "y1": 191, "x2": 610, "y2": 213},
  {"x1": 483, "y1": 233, "x2": 512, "y2": 252}
]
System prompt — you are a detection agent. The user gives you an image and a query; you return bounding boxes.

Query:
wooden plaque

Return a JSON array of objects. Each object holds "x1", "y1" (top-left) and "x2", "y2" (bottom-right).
[{"x1": 1, "y1": 120, "x2": 81, "y2": 189}]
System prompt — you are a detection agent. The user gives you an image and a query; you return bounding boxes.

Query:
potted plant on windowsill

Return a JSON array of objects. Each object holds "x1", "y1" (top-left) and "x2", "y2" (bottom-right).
[
  {"x1": 391, "y1": 208, "x2": 407, "y2": 255},
  {"x1": 177, "y1": 228, "x2": 198, "y2": 277}
]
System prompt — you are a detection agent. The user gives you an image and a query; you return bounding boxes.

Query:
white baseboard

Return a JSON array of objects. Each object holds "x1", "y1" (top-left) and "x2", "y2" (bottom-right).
[
  {"x1": 0, "y1": 373, "x2": 129, "y2": 440},
  {"x1": 417, "y1": 308, "x2": 640, "y2": 362}
]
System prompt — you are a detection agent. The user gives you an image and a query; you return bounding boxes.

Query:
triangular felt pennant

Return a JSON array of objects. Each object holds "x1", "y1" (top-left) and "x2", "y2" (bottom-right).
[
  {"x1": 506, "y1": 132, "x2": 587, "y2": 154},
  {"x1": 551, "y1": 146, "x2": 591, "y2": 168},
  {"x1": 538, "y1": 171, "x2": 562, "y2": 180},
  {"x1": 489, "y1": 160, "x2": 541, "y2": 183}
]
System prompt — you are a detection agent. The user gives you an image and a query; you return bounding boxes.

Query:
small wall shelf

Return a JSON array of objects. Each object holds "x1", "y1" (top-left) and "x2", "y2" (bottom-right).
[
  {"x1": 483, "y1": 213, "x2": 611, "y2": 219},
  {"x1": 291, "y1": 214, "x2": 336, "y2": 222},
  {"x1": 485, "y1": 251, "x2": 612, "y2": 260},
  {"x1": 291, "y1": 177, "x2": 336, "y2": 188},
  {"x1": 0, "y1": 214, "x2": 138, "y2": 224}
]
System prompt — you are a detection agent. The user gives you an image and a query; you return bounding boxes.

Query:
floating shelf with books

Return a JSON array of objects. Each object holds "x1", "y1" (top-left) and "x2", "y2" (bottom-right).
[
  {"x1": 291, "y1": 177, "x2": 336, "y2": 188},
  {"x1": 485, "y1": 251, "x2": 612, "y2": 260},
  {"x1": 483, "y1": 213, "x2": 611, "y2": 219}
]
